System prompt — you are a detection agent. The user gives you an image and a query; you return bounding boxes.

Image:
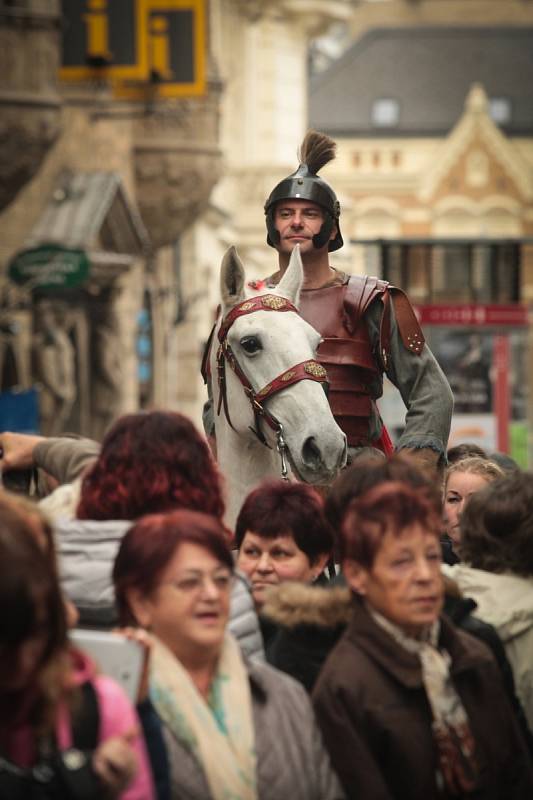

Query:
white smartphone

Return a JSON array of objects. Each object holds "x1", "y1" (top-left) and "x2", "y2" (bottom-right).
[{"x1": 70, "y1": 629, "x2": 144, "y2": 703}]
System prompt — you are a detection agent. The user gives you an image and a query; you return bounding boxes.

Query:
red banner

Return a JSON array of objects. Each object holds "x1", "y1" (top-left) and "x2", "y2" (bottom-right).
[{"x1": 414, "y1": 304, "x2": 529, "y2": 327}]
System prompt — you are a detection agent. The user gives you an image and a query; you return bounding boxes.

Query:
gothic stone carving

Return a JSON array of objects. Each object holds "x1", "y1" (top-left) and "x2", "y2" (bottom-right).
[
  {"x1": 0, "y1": 8, "x2": 62, "y2": 211},
  {"x1": 133, "y1": 87, "x2": 223, "y2": 248}
]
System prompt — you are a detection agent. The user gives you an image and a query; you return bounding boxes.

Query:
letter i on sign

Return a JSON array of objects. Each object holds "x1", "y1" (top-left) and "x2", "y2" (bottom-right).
[
  {"x1": 150, "y1": 15, "x2": 174, "y2": 81},
  {"x1": 83, "y1": 0, "x2": 113, "y2": 63}
]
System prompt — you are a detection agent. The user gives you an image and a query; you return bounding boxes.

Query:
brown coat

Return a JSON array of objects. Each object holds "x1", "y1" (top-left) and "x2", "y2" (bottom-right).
[{"x1": 313, "y1": 602, "x2": 533, "y2": 800}]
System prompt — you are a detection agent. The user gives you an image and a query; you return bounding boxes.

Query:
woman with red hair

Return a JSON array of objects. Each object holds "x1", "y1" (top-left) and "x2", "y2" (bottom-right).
[
  {"x1": 76, "y1": 411, "x2": 224, "y2": 521},
  {"x1": 112, "y1": 509, "x2": 344, "y2": 800},
  {"x1": 0, "y1": 414, "x2": 263, "y2": 662},
  {"x1": 0, "y1": 411, "x2": 224, "y2": 523},
  {"x1": 47, "y1": 411, "x2": 227, "y2": 630},
  {"x1": 235, "y1": 480, "x2": 333, "y2": 610},
  {"x1": 235, "y1": 480, "x2": 334, "y2": 691},
  {"x1": 313, "y1": 482, "x2": 533, "y2": 800}
]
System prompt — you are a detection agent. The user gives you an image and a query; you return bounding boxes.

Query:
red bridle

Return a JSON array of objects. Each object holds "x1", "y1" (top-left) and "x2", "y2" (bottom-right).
[{"x1": 216, "y1": 293, "x2": 329, "y2": 475}]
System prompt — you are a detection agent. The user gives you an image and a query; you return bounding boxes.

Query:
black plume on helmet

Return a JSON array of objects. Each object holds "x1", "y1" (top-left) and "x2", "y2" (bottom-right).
[{"x1": 264, "y1": 130, "x2": 343, "y2": 252}]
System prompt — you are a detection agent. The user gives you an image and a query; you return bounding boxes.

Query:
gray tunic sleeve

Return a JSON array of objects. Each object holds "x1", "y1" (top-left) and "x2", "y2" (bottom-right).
[{"x1": 365, "y1": 296, "x2": 453, "y2": 459}]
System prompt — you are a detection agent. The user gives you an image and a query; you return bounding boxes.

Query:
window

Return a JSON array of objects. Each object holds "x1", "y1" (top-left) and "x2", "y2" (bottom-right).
[
  {"x1": 380, "y1": 243, "x2": 520, "y2": 303},
  {"x1": 137, "y1": 292, "x2": 153, "y2": 407},
  {"x1": 489, "y1": 97, "x2": 511, "y2": 126},
  {"x1": 371, "y1": 98, "x2": 399, "y2": 128}
]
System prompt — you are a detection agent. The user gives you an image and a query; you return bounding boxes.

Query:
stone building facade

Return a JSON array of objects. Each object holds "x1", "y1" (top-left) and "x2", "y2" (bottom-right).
[
  {"x1": 0, "y1": 0, "x2": 353, "y2": 436},
  {"x1": 3, "y1": 0, "x2": 532, "y2": 457}
]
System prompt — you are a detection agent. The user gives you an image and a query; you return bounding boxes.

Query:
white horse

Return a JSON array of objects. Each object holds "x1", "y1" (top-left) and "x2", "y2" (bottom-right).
[{"x1": 210, "y1": 244, "x2": 347, "y2": 526}]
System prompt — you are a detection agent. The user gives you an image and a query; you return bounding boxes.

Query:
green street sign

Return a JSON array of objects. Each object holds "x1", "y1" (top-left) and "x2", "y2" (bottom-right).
[{"x1": 8, "y1": 244, "x2": 90, "y2": 289}]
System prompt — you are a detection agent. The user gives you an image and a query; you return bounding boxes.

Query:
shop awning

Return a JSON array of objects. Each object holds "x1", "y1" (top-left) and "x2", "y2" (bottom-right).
[{"x1": 8, "y1": 171, "x2": 150, "y2": 290}]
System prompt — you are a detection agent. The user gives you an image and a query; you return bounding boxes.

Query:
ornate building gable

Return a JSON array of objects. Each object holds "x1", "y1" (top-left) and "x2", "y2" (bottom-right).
[{"x1": 419, "y1": 84, "x2": 533, "y2": 206}]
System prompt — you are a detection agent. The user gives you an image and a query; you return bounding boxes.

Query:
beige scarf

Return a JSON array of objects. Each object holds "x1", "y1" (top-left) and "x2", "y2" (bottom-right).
[
  {"x1": 369, "y1": 606, "x2": 479, "y2": 795},
  {"x1": 149, "y1": 633, "x2": 258, "y2": 800}
]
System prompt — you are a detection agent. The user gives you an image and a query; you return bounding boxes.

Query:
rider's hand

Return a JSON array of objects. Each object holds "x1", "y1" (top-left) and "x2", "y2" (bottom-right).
[{"x1": 398, "y1": 447, "x2": 441, "y2": 478}]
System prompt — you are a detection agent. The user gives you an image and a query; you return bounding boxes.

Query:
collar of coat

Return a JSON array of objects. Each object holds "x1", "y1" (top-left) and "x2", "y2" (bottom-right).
[
  {"x1": 345, "y1": 600, "x2": 495, "y2": 689},
  {"x1": 261, "y1": 582, "x2": 353, "y2": 629},
  {"x1": 260, "y1": 581, "x2": 495, "y2": 690}
]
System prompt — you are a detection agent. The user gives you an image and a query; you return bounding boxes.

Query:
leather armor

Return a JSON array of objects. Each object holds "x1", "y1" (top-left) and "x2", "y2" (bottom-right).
[{"x1": 299, "y1": 275, "x2": 424, "y2": 448}]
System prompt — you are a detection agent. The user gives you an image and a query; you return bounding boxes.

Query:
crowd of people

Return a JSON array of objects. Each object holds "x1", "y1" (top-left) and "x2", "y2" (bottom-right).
[
  {"x1": 1, "y1": 129, "x2": 531, "y2": 799},
  {"x1": 1, "y1": 417, "x2": 533, "y2": 800}
]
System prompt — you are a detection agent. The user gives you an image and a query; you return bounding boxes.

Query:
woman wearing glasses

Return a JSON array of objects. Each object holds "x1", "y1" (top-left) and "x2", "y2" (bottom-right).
[{"x1": 112, "y1": 509, "x2": 344, "y2": 800}]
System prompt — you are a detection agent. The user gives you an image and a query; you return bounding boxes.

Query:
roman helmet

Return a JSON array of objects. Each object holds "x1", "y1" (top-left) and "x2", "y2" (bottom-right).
[{"x1": 264, "y1": 130, "x2": 343, "y2": 252}]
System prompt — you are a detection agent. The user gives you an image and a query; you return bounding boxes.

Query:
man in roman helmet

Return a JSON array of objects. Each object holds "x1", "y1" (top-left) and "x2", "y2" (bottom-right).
[{"x1": 258, "y1": 130, "x2": 453, "y2": 469}]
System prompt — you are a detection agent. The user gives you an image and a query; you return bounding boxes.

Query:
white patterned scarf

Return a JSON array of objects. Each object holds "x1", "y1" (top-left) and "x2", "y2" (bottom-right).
[
  {"x1": 368, "y1": 606, "x2": 479, "y2": 795},
  {"x1": 149, "y1": 633, "x2": 258, "y2": 800}
]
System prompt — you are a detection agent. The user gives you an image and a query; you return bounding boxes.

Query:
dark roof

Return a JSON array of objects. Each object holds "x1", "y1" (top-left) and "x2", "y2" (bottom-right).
[
  {"x1": 26, "y1": 171, "x2": 150, "y2": 254},
  {"x1": 309, "y1": 27, "x2": 533, "y2": 137}
]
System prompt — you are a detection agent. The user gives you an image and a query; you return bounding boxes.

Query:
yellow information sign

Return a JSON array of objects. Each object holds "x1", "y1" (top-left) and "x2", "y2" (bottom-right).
[
  {"x1": 59, "y1": 0, "x2": 206, "y2": 97},
  {"x1": 115, "y1": 0, "x2": 206, "y2": 99},
  {"x1": 60, "y1": 0, "x2": 150, "y2": 82}
]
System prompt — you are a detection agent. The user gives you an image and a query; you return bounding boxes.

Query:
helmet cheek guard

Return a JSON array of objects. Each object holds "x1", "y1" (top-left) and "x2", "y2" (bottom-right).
[
  {"x1": 313, "y1": 205, "x2": 343, "y2": 252},
  {"x1": 266, "y1": 209, "x2": 281, "y2": 248}
]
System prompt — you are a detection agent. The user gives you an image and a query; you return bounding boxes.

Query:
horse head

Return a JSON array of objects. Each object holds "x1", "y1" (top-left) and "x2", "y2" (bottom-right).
[{"x1": 212, "y1": 245, "x2": 347, "y2": 520}]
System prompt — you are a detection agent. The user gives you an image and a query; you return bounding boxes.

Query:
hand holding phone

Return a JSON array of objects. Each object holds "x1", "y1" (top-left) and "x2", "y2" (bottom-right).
[{"x1": 70, "y1": 629, "x2": 145, "y2": 703}]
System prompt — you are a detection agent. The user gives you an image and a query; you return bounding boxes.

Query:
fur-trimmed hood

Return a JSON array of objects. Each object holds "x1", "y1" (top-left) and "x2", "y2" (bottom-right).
[{"x1": 261, "y1": 581, "x2": 353, "y2": 630}]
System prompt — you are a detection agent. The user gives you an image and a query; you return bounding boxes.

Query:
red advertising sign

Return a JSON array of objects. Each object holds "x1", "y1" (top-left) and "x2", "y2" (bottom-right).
[{"x1": 415, "y1": 304, "x2": 529, "y2": 327}]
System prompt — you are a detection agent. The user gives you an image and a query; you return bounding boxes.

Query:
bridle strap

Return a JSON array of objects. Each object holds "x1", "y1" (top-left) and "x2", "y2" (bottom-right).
[
  {"x1": 255, "y1": 360, "x2": 329, "y2": 404},
  {"x1": 216, "y1": 294, "x2": 329, "y2": 448},
  {"x1": 217, "y1": 294, "x2": 299, "y2": 344}
]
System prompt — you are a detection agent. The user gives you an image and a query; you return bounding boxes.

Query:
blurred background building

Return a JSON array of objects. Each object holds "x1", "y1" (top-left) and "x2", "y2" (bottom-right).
[{"x1": 0, "y1": 0, "x2": 532, "y2": 463}]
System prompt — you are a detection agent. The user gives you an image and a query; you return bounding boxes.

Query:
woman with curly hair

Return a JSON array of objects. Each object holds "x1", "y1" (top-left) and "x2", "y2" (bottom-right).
[
  {"x1": 45, "y1": 411, "x2": 226, "y2": 628},
  {"x1": 444, "y1": 470, "x2": 533, "y2": 734},
  {"x1": 0, "y1": 415, "x2": 263, "y2": 662},
  {"x1": 76, "y1": 412, "x2": 225, "y2": 521}
]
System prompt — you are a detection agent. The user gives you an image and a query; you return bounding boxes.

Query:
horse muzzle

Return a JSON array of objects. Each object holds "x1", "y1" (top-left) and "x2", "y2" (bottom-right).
[{"x1": 295, "y1": 432, "x2": 347, "y2": 484}]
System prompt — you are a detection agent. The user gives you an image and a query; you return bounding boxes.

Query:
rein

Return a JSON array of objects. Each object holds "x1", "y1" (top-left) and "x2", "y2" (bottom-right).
[{"x1": 216, "y1": 293, "x2": 328, "y2": 480}]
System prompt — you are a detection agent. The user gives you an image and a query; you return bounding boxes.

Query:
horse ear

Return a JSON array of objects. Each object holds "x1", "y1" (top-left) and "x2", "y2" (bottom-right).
[
  {"x1": 220, "y1": 246, "x2": 246, "y2": 309},
  {"x1": 276, "y1": 244, "x2": 303, "y2": 307}
]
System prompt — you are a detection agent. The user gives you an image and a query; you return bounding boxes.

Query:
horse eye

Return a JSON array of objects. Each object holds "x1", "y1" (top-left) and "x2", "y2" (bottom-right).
[{"x1": 240, "y1": 336, "x2": 262, "y2": 354}]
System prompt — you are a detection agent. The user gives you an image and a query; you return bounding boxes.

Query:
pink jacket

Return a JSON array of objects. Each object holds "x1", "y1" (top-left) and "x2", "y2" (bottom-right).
[{"x1": 6, "y1": 649, "x2": 154, "y2": 800}]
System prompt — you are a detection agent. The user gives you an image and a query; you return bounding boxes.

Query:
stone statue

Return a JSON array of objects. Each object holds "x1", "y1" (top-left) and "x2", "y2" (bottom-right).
[
  {"x1": 32, "y1": 301, "x2": 77, "y2": 435},
  {"x1": 89, "y1": 290, "x2": 123, "y2": 440}
]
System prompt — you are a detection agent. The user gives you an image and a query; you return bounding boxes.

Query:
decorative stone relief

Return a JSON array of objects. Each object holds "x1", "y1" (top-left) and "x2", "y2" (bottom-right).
[
  {"x1": 0, "y1": 9, "x2": 62, "y2": 212},
  {"x1": 229, "y1": 0, "x2": 352, "y2": 31},
  {"x1": 466, "y1": 149, "x2": 489, "y2": 188},
  {"x1": 229, "y1": 0, "x2": 268, "y2": 23},
  {"x1": 133, "y1": 87, "x2": 223, "y2": 248}
]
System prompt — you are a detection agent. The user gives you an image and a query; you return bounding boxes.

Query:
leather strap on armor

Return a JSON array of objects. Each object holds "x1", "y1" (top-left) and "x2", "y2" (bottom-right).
[{"x1": 298, "y1": 275, "x2": 424, "y2": 447}]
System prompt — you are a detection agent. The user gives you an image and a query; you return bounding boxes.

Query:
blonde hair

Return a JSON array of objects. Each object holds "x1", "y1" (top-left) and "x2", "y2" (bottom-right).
[{"x1": 444, "y1": 456, "x2": 503, "y2": 494}]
